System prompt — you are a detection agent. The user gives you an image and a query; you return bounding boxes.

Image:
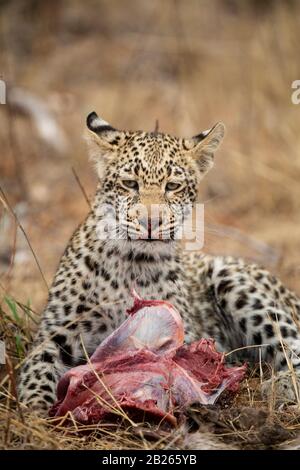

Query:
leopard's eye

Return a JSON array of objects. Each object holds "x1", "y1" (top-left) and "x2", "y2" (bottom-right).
[
  {"x1": 122, "y1": 180, "x2": 139, "y2": 191},
  {"x1": 165, "y1": 182, "x2": 181, "y2": 192}
]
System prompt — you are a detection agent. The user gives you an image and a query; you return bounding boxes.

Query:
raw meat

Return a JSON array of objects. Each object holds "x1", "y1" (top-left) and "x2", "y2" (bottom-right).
[{"x1": 49, "y1": 291, "x2": 246, "y2": 425}]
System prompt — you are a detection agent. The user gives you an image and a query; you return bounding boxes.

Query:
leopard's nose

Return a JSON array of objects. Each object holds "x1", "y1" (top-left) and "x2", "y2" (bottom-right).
[
  {"x1": 139, "y1": 215, "x2": 161, "y2": 239},
  {"x1": 139, "y1": 215, "x2": 151, "y2": 238},
  {"x1": 139, "y1": 215, "x2": 150, "y2": 231}
]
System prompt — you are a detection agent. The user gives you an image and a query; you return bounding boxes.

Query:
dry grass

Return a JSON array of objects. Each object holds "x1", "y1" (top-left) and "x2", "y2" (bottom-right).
[{"x1": 1, "y1": 0, "x2": 300, "y2": 450}]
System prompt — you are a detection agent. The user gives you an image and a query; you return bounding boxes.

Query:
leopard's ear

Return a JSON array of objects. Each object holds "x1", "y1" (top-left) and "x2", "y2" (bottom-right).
[
  {"x1": 183, "y1": 122, "x2": 225, "y2": 176},
  {"x1": 86, "y1": 111, "x2": 124, "y2": 177},
  {"x1": 87, "y1": 111, "x2": 116, "y2": 136},
  {"x1": 86, "y1": 111, "x2": 124, "y2": 147}
]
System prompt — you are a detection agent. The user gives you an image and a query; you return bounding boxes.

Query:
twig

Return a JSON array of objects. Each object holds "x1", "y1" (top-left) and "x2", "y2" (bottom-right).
[
  {"x1": 225, "y1": 343, "x2": 270, "y2": 357},
  {"x1": 71, "y1": 167, "x2": 91, "y2": 209},
  {"x1": 206, "y1": 222, "x2": 280, "y2": 267},
  {"x1": 5, "y1": 353, "x2": 25, "y2": 426},
  {"x1": 0, "y1": 186, "x2": 49, "y2": 291}
]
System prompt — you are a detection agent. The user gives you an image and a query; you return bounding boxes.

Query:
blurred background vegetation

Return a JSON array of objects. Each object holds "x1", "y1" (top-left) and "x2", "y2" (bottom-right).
[{"x1": 1, "y1": 0, "x2": 300, "y2": 314}]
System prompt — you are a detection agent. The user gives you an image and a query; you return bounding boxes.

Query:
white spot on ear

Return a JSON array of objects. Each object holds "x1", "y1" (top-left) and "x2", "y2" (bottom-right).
[
  {"x1": 91, "y1": 116, "x2": 110, "y2": 129},
  {"x1": 201, "y1": 129, "x2": 210, "y2": 137}
]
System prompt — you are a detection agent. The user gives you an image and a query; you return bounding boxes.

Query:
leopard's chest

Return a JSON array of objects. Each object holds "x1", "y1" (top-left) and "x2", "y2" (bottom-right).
[
  {"x1": 94, "y1": 275, "x2": 174, "y2": 322},
  {"x1": 69, "y1": 248, "x2": 195, "y2": 359}
]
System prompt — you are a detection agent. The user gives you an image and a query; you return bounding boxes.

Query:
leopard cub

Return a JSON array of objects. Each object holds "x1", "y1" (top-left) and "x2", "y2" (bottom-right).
[{"x1": 18, "y1": 112, "x2": 300, "y2": 410}]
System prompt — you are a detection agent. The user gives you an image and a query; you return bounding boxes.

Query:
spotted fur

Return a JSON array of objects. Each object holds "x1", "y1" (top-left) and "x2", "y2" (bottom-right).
[{"x1": 18, "y1": 113, "x2": 300, "y2": 410}]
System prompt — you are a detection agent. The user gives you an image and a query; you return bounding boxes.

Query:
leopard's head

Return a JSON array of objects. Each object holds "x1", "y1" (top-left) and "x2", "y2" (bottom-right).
[{"x1": 86, "y1": 112, "x2": 225, "y2": 254}]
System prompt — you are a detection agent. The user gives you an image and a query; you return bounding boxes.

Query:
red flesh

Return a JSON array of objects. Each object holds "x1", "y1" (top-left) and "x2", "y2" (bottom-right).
[{"x1": 50, "y1": 292, "x2": 246, "y2": 425}]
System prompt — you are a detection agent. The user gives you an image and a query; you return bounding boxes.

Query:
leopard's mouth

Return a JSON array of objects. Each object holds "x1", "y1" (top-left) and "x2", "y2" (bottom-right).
[
  {"x1": 128, "y1": 228, "x2": 178, "y2": 242},
  {"x1": 142, "y1": 239, "x2": 171, "y2": 243},
  {"x1": 131, "y1": 237, "x2": 172, "y2": 243}
]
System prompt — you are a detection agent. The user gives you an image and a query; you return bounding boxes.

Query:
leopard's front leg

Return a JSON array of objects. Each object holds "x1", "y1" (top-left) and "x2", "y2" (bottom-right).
[{"x1": 18, "y1": 327, "x2": 66, "y2": 411}]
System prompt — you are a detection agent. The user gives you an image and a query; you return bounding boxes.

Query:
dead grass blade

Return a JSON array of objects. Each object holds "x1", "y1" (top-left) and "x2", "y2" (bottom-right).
[{"x1": 0, "y1": 186, "x2": 49, "y2": 291}]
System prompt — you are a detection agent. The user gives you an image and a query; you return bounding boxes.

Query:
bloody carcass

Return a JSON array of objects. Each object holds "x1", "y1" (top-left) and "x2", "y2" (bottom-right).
[{"x1": 49, "y1": 292, "x2": 246, "y2": 425}]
